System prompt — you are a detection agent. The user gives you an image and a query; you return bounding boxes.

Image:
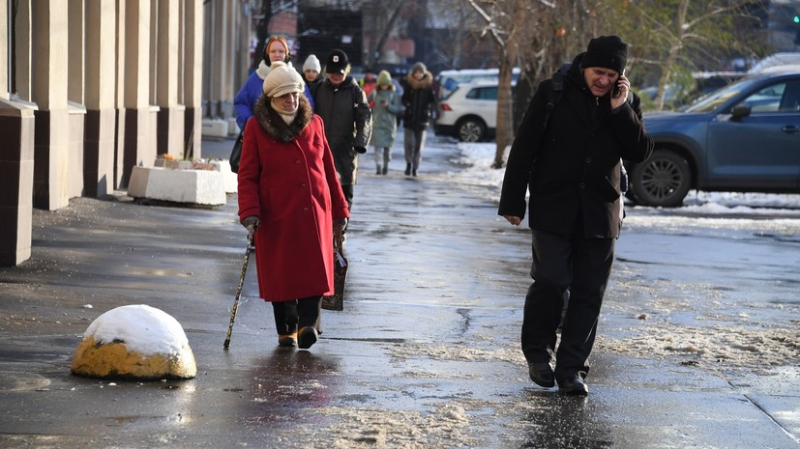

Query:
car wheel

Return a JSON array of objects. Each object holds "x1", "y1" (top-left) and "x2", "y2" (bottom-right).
[
  {"x1": 630, "y1": 149, "x2": 691, "y2": 207},
  {"x1": 457, "y1": 118, "x2": 486, "y2": 142}
]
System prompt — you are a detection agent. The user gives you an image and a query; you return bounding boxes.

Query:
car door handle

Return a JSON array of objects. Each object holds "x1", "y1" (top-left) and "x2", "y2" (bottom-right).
[{"x1": 781, "y1": 125, "x2": 798, "y2": 133}]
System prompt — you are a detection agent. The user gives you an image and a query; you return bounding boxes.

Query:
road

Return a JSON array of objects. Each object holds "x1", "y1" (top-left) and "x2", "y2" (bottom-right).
[{"x1": 0, "y1": 134, "x2": 797, "y2": 448}]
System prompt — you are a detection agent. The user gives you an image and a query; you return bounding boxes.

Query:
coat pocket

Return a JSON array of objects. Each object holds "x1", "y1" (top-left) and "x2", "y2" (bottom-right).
[{"x1": 594, "y1": 177, "x2": 621, "y2": 203}]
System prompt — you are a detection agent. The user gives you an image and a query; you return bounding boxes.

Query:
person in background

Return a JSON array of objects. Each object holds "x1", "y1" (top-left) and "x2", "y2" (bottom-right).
[
  {"x1": 234, "y1": 36, "x2": 314, "y2": 133},
  {"x1": 401, "y1": 62, "x2": 436, "y2": 177},
  {"x1": 498, "y1": 35, "x2": 653, "y2": 395},
  {"x1": 361, "y1": 70, "x2": 377, "y2": 107},
  {"x1": 367, "y1": 70, "x2": 404, "y2": 175},
  {"x1": 309, "y1": 49, "x2": 372, "y2": 214},
  {"x1": 302, "y1": 54, "x2": 322, "y2": 90},
  {"x1": 238, "y1": 62, "x2": 349, "y2": 350}
]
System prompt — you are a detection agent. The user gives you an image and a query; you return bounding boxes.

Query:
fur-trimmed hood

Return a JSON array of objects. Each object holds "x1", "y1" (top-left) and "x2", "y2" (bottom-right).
[
  {"x1": 253, "y1": 94, "x2": 314, "y2": 142},
  {"x1": 405, "y1": 70, "x2": 433, "y2": 90}
]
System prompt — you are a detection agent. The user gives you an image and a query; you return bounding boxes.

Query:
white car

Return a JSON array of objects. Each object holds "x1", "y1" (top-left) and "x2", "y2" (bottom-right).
[{"x1": 434, "y1": 81, "x2": 501, "y2": 142}]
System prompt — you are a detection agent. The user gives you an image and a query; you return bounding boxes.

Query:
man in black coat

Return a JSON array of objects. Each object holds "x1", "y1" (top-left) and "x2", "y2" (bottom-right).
[
  {"x1": 498, "y1": 35, "x2": 654, "y2": 395},
  {"x1": 311, "y1": 49, "x2": 372, "y2": 212}
]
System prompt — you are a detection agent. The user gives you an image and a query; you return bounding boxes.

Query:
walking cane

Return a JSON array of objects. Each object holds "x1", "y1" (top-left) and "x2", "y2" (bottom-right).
[{"x1": 224, "y1": 226, "x2": 256, "y2": 349}]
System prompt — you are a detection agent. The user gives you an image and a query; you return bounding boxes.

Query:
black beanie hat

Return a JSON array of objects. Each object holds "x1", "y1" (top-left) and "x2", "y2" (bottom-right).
[{"x1": 582, "y1": 35, "x2": 628, "y2": 74}]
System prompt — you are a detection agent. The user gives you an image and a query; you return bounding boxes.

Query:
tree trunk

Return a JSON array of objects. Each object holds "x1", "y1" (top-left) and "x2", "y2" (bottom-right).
[
  {"x1": 656, "y1": 0, "x2": 689, "y2": 110},
  {"x1": 368, "y1": 0, "x2": 407, "y2": 68},
  {"x1": 492, "y1": 0, "x2": 526, "y2": 169}
]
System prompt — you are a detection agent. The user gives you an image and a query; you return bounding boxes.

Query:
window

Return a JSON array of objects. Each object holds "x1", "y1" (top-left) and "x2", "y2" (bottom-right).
[
  {"x1": 466, "y1": 87, "x2": 497, "y2": 100},
  {"x1": 741, "y1": 83, "x2": 785, "y2": 112}
]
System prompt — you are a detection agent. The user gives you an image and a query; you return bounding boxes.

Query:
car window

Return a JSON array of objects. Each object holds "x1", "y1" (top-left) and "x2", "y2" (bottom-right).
[
  {"x1": 735, "y1": 80, "x2": 800, "y2": 113},
  {"x1": 739, "y1": 83, "x2": 785, "y2": 112},
  {"x1": 685, "y1": 77, "x2": 762, "y2": 113},
  {"x1": 465, "y1": 87, "x2": 497, "y2": 100}
]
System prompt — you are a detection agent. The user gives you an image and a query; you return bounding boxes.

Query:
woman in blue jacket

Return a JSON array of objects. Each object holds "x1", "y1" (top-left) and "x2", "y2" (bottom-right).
[{"x1": 233, "y1": 36, "x2": 314, "y2": 132}]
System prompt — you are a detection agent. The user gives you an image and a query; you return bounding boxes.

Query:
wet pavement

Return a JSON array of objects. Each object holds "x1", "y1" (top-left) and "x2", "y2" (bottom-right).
[{"x1": 0, "y1": 136, "x2": 798, "y2": 448}]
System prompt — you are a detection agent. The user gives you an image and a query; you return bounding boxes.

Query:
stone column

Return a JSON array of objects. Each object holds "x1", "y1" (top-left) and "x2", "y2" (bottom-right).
[
  {"x1": 0, "y1": 0, "x2": 35, "y2": 266},
  {"x1": 67, "y1": 0, "x2": 86, "y2": 199},
  {"x1": 183, "y1": 0, "x2": 203, "y2": 158},
  {"x1": 1, "y1": 0, "x2": 7, "y2": 102},
  {"x1": 121, "y1": 0, "x2": 153, "y2": 188},
  {"x1": 84, "y1": 0, "x2": 117, "y2": 197},
  {"x1": 0, "y1": 104, "x2": 35, "y2": 266},
  {"x1": 114, "y1": 1, "x2": 127, "y2": 189},
  {"x1": 31, "y1": 0, "x2": 70, "y2": 210},
  {"x1": 155, "y1": 0, "x2": 185, "y2": 160}
]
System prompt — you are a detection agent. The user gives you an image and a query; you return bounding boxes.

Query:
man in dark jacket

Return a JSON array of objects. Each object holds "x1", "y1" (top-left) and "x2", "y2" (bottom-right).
[
  {"x1": 311, "y1": 49, "x2": 372, "y2": 211},
  {"x1": 498, "y1": 35, "x2": 654, "y2": 395}
]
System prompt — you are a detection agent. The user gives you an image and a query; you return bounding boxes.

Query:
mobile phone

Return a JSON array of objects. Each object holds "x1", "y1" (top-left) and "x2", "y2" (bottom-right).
[{"x1": 613, "y1": 69, "x2": 626, "y2": 97}]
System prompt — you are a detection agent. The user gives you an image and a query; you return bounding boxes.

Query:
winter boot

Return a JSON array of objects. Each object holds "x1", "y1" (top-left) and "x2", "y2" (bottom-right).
[
  {"x1": 382, "y1": 166, "x2": 388, "y2": 175},
  {"x1": 376, "y1": 165, "x2": 382, "y2": 175},
  {"x1": 405, "y1": 163, "x2": 411, "y2": 176}
]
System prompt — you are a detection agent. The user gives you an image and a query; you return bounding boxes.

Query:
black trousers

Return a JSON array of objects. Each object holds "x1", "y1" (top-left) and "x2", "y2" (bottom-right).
[
  {"x1": 521, "y1": 229, "x2": 615, "y2": 381},
  {"x1": 271, "y1": 296, "x2": 321, "y2": 335}
]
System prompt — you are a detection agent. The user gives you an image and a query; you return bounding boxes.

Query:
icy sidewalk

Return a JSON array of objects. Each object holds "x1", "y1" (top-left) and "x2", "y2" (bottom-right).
[{"x1": 0, "y1": 136, "x2": 797, "y2": 449}]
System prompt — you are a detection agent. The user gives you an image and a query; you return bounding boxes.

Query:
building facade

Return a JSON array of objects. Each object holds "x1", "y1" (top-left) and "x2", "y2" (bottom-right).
[{"x1": 1, "y1": 0, "x2": 204, "y2": 266}]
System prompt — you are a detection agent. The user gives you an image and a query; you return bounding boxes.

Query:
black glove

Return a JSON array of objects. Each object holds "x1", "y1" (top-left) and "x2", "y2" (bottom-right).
[
  {"x1": 241, "y1": 216, "x2": 260, "y2": 231},
  {"x1": 355, "y1": 146, "x2": 367, "y2": 154}
]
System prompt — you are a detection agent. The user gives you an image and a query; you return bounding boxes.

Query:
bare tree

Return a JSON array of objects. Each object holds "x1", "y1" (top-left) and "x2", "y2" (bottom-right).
[
  {"x1": 465, "y1": 0, "x2": 535, "y2": 169},
  {"x1": 619, "y1": 0, "x2": 768, "y2": 110},
  {"x1": 364, "y1": 0, "x2": 409, "y2": 68}
]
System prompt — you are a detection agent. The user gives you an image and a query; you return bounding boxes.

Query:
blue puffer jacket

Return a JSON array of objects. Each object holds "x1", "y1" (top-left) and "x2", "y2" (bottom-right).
[{"x1": 233, "y1": 60, "x2": 315, "y2": 132}]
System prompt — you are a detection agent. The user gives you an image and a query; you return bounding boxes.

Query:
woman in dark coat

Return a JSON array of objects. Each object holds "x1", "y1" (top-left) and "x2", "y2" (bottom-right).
[
  {"x1": 238, "y1": 62, "x2": 349, "y2": 350},
  {"x1": 401, "y1": 62, "x2": 436, "y2": 176}
]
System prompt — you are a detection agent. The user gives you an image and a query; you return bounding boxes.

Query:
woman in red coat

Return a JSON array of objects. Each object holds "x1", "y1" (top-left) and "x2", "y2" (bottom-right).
[{"x1": 238, "y1": 62, "x2": 349, "y2": 350}]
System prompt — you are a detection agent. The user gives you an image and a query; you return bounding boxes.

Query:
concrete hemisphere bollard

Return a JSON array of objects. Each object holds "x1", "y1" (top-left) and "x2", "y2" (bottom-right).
[{"x1": 71, "y1": 304, "x2": 197, "y2": 380}]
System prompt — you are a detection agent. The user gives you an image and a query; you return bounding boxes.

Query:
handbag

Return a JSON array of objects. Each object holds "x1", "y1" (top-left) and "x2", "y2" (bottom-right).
[
  {"x1": 321, "y1": 227, "x2": 348, "y2": 311},
  {"x1": 229, "y1": 130, "x2": 244, "y2": 173}
]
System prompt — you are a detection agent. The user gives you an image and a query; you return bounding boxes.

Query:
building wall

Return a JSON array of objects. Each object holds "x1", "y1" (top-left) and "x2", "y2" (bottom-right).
[{"x1": 1, "y1": 0, "x2": 204, "y2": 266}]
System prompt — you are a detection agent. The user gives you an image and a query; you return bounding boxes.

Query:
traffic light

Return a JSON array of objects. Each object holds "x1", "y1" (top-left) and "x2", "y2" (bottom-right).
[{"x1": 795, "y1": 15, "x2": 800, "y2": 46}]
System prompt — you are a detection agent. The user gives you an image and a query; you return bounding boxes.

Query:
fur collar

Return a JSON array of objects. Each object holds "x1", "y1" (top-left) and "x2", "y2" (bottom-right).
[
  {"x1": 253, "y1": 94, "x2": 313, "y2": 142},
  {"x1": 405, "y1": 71, "x2": 433, "y2": 90}
]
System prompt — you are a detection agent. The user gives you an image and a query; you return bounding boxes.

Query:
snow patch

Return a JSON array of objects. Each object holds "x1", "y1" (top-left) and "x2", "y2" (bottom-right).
[{"x1": 83, "y1": 304, "x2": 190, "y2": 356}]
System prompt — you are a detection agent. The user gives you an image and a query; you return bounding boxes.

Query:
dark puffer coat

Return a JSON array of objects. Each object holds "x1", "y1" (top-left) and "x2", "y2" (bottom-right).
[
  {"x1": 401, "y1": 71, "x2": 436, "y2": 131},
  {"x1": 310, "y1": 76, "x2": 372, "y2": 186},
  {"x1": 498, "y1": 54, "x2": 654, "y2": 239}
]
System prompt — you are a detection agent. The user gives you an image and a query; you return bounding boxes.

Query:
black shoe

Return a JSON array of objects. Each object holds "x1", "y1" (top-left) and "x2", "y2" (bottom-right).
[
  {"x1": 382, "y1": 166, "x2": 388, "y2": 175},
  {"x1": 528, "y1": 362, "x2": 555, "y2": 388},
  {"x1": 297, "y1": 326, "x2": 318, "y2": 349},
  {"x1": 558, "y1": 374, "x2": 589, "y2": 396},
  {"x1": 412, "y1": 170, "x2": 417, "y2": 177},
  {"x1": 376, "y1": 167, "x2": 382, "y2": 175},
  {"x1": 404, "y1": 164, "x2": 411, "y2": 176}
]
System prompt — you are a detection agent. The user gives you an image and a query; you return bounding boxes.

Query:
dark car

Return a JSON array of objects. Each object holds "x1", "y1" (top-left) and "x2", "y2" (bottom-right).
[{"x1": 626, "y1": 68, "x2": 800, "y2": 207}]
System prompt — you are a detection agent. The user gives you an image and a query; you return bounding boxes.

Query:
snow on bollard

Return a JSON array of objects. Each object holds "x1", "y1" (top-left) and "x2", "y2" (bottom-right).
[{"x1": 71, "y1": 304, "x2": 197, "y2": 380}]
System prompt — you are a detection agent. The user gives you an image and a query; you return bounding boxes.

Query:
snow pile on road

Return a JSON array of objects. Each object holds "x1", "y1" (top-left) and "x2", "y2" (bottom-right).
[
  {"x1": 449, "y1": 142, "x2": 800, "y2": 215},
  {"x1": 318, "y1": 402, "x2": 476, "y2": 449},
  {"x1": 71, "y1": 304, "x2": 196, "y2": 380}
]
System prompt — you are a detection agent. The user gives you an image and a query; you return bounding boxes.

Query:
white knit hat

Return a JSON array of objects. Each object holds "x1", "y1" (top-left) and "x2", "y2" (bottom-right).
[
  {"x1": 303, "y1": 54, "x2": 321, "y2": 73},
  {"x1": 262, "y1": 61, "x2": 304, "y2": 97}
]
